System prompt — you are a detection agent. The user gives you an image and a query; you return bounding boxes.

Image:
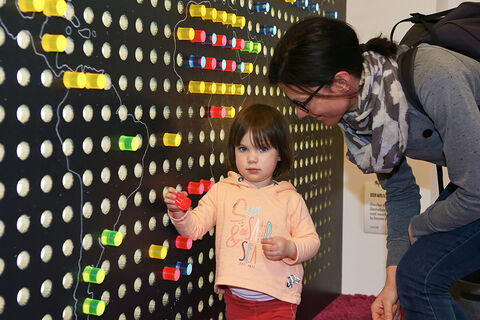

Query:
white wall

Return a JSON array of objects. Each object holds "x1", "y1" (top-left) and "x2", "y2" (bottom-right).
[{"x1": 341, "y1": 0, "x2": 462, "y2": 295}]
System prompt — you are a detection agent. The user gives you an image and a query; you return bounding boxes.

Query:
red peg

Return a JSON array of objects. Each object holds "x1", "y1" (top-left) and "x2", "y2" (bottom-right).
[
  {"x1": 225, "y1": 60, "x2": 236, "y2": 72},
  {"x1": 200, "y1": 179, "x2": 215, "y2": 191},
  {"x1": 188, "y1": 181, "x2": 205, "y2": 194},
  {"x1": 209, "y1": 106, "x2": 226, "y2": 118},
  {"x1": 204, "y1": 57, "x2": 217, "y2": 70},
  {"x1": 176, "y1": 235, "x2": 193, "y2": 250},
  {"x1": 213, "y1": 34, "x2": 227, "y2": 47},
  {"x1": 233, "y1": 38, "x2": 245, "y2": 50},
  {"x1": 191, "y1": 29, "x2": 206, "y2": 43},
  {"x1": 162, "y1": 267, "x2": 180, "y2": 281},
  {"x1": 175, "y1": 192, "x2": 191, "y2": 210}
]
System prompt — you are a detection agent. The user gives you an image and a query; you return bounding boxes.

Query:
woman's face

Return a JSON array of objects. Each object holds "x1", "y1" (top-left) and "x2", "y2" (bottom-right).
[{"x1": 279, "y1": 82, "x2": 358, "y2": 126}]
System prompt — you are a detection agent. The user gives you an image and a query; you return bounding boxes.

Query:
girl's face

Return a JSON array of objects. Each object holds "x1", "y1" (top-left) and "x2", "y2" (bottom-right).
[
  {"x1": 235, "y1": 131, "x2": 280, "y2": 188},
  {"x1": 279, "y1": 82, "x2": 358, "y2": 126}
]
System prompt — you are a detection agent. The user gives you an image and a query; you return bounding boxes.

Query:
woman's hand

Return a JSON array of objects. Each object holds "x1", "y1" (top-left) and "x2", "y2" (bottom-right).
[
  {"x1": 261, "y1": 236, "x2": 297, "y2": 261},
  {"x1": 408, "y1": 224, "x2": 417, "y2": 245},
  {"x1": 372, "y1": 266, "x2": 401, "y2": 320},
  {"x1": 164, "y1": 187, "x2": 187, "y2": 219}
]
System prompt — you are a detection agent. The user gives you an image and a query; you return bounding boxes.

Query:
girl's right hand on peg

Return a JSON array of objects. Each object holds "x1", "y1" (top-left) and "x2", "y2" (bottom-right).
[{"x1": 164, "y1": 187, "x2": 187, "y2": 218}]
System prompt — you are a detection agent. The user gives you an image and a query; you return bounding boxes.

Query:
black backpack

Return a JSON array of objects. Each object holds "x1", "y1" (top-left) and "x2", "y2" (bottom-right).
[{"x1": 390, "y1": 2, "x2": 480, "y2": 193}]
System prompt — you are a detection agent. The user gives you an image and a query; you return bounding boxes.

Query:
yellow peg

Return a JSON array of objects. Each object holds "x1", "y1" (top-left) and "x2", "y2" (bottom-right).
[
  {"x1": 177, "y1": 27, "x2": 195, "y2": 40},
  {"x1": 189, "y1": 4, "x2": 206, "y2": 18},
  {"x1": 85, "y1": 73, "x2": 106, "y2": 89},
  {"x1": 149, "y1": 244, "x2": 168, "y2": 259},
  {"x1": 225, "y1": 13, "x2": 236, "y2": 25},
  {"x1": 43, "y1": 0, "x2": 67, "y2": 17},
  {"x1": 224, "y1": 107, "x2": 236, "y2": 118},
  {"x1": 188, "y1": 81, "x2": 205, "y2": 93},
  {"x1": 203, "y1": 8, "x2": 217, "y2": 21},
  {"x1": 232, "y1": 16, "x2": 246, "y2": 28},
  {"x1": 163, "y1": 133, "x2": 182, "y2": 147},
  {"x1": 63, "y1": 71, "x2": 86, "y2": 89},
  {"x1": 225, "y1": 83, "x2": 235, "y2": 95},
  {"x1": 204, "y1": 82, "x2": 216, "y2": 94},
  {"x1": 18, "y1": 0, "x2": 45, "y2": 12},
  {"x1": 234, "y1": 84, "x2": 245, "y2": 95},
  {"x1": 41, "y1": 34, "x2": 66, "y2": 52},
  {"x1": 214, "y1": 82, "x2": 227, "y2": 94},
  {"x1": 242, "y1": 62, "x2": 254, "y2": 74},
  {"x1": 213, "y1": 10, "x2": 227, "y2": 23}
]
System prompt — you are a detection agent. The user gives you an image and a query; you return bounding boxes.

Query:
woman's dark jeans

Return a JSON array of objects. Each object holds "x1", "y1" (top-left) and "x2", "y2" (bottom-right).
[{"x1": 397, "y1": 183, "x2": 480, "y2": 319}]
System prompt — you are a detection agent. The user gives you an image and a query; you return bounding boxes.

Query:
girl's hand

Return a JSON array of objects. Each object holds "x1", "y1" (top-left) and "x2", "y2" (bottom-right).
[
  {"x1": 261, "y1": 236, "x2": 297, "y2": 261},
  {"x1": 372, "y1": 266, "x2": 401, "y2": 320},
  {"x1": 164, "y1": 187, "x2": 187, "y2": 219}
]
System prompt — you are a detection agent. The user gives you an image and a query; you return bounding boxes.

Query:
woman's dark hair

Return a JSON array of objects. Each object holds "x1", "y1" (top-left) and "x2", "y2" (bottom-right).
[
  {"x1": 227, "y1": 104, "x2": 293, "y2": 178},
  {"x1": 268, "y1": 17, "x2": 397, "y2": 92}
]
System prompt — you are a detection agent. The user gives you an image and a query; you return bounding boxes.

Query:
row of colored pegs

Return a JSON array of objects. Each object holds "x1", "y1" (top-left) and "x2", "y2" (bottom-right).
[
  {"x1": 63, "y1": 71, "x2": 106, "y2": 89},
  {"x1": 189, "y1": 4, "x2": 246, "y2": 28},
  {"x1": 188, "y1": 81, "x2": 244, "y2": 95},
  {"x1": 118, "y1": 133, "x2": 182, "y2": 151},
  {"x1": 177, "y1": 28, "x2": 261, "y2": 53},
  {"x1": 208, "y1": 106, "x2": 236, "y2": 118},
  {"x1": 18, "y1": 0, "x2": 67, "y2": 16},
  {"x1": 188, "y1": 55, "x2": 253, "y2": 73},
  {"x1": 188, "y1": 179, "x2": 215, "y2": 195},
  {"x1": 292, "y1": 0, "x2": 320, "y2": 12}
]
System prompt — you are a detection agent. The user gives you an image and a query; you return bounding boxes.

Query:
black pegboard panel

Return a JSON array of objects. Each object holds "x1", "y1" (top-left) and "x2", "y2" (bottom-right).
[{"x1": 0, "y1": 0, "x2": 345, "y2": 319}]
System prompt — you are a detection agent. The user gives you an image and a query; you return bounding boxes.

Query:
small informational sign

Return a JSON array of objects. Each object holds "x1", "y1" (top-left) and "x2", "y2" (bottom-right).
[{"x1": 364, "y1": 181, "x2": 387, "y2": 234}]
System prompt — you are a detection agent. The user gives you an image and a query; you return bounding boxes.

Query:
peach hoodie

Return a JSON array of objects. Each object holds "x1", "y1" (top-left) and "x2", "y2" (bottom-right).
[{"x1": 168, "y1": 171, "x2": 320, "y2": 304}]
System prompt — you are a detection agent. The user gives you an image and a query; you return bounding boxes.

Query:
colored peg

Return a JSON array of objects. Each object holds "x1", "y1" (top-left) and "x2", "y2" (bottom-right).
[
  {"x1": 191, "y1": 29, "x2": 206, "y2": 43},
  {"x1": 18, "y1": 0, "x2": 45, "y2": 12},
  {"x1": 41, "y1": 34, "x2": 66, "y2": 52},
  {"x1": 224, "y1": 37, "x2": 237, "y2": 49},
  {"x1": 82, "y1": 298, "x2": 105, "y2": 316},
  {"x1": 284, "y1": 0, "x2": 296, "y2": 2},
  {"x1": 224, "y1": 106, "x2": 236, "y2": 118},
  {"x1": 233, "y1": 38, "x2": 245, "y2": 50},
  {"x1": 204, "y1": 32, "x2": 217, "y2": 45},
  {"x1": 214, "y1": 83, "x2": 227, "y2": 94},
  {"x1": 325, "y1": 11, "x2": 338, "y2": 19},
  {"x1": 294, "y1": 0, "x2": 308, "y2": 7},
  {"x1": 119, "y1": 135, "x2": 140, "y2": 151},
  {"x1": 225, "y1": 13, "x2": 237, "y2": 25},
  {"x1": 203, "y1": 8, "x2": 217, "y2": 21},
  {"x1": 63, "y1": 71, "x2": 86, "y2": 89},
  {"x1": 85, "y1": 73, "x2": 106, "y2": 89},
  {"x1": 213, "y1": 10, "x2": 227, "y2": 23},
  {"x1": 101, "y1": 230, "x2": 123, "y2": 247},
  {"x1": 232, "y1": 16, "x2": 246, "y2": 28},
  {"x1": 174, "y1": 192, "x2": 191, "y2": 210},
  {"x1": 188, "y1": 181, "x2": 204, "y2": 194},
  {"x1": 235, "y1": 62, "x2": 245, "y2": 73},
  {"x1": 225, "y1": 60, "x2": 237, "y2": 72},
  {"x1": 243, "y1": 62, "x2": 254, "y2": 74},
  {"x1": 163, "y1": 133, "x2": 182, "y2": 147},
  {"x1": 209, "y1": 106, "x2": 226, "y2": 118},
  {"x1": 149, "y1": 244, "x2": 168, "y2": 259},
  {"x1": 213, "y1": 35, "x2": 227, "y2": 47},
  {"x1": 177, "y1": 27, "x2": 195, "y2": 40},
  {"x1": 253, "y1": 2, "x2": 270, "y2": 12},
  {"x1": 241, "y1": 41, "x2": 254, "y2": 52},
  {"x1": 215, "y1": 59, "x2": 226, "y2": 71},
  {"x1": 43, "y1": 0, "x2": 67, "y2": 16},
  {"x1": 162, "y1": 267, "x2": 180, "y2": 281},
  {"x1": 307, "y1": 3, "x2": 319, "y2": 11},
  {"x1": 234, "y1": 84, "x2": 245, "y2": 95},
  {"x1": 175, "y1": 236, "x2": 193, "y2": 250},
  {"x1": 82, "y1": 266, "x2": 106, "y2": 284},
  {"x1": 204, "y1": 57, "x2": 217, "y2": 70},
  {"x1": 188, "y1": 55, "x2": 206, "y2": 68},
  {"x1": 188, "y1": 80, "x2": 205, "y2": 93},
  {"x1": 176, "y1": 261, "x2": 193, "y2": 275},
  {"x1": 260, "y1": 25, "x2": 277, "y2": 36},
  {"x1": 204, "y1": 82, "x2": 216, "y2": 94},
  {"x1": 200, "y1": 179, "x2": 215, "y2": 191},
  {"x1": 189, "y1": 4, "x2": 206, "y2": 17},
  {"x1": 225, "y1": 83, "x2": 235, "y2": 95},
  {"x1": 251, "y1": 42, "x2": 262, "y2": 53}
]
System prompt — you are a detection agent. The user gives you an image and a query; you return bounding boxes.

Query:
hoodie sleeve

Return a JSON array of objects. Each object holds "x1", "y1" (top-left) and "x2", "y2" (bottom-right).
[
  {"x1": 168, "y1": 184, "x2": 218, "y2": 240},
  {"x1": 282, "y1": 195, "x2": 320, "y2": 265}
]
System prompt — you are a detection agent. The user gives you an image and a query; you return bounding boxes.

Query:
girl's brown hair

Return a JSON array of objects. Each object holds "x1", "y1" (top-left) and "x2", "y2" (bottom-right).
[{"x1": 227, "y1": 104, "x2": 293, "y2": 178}]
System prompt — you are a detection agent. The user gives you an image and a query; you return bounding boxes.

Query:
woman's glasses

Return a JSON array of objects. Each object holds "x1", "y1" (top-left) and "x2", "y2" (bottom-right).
[{"x1": 288, "y1": 85, "x2": 324, "y2": 113}]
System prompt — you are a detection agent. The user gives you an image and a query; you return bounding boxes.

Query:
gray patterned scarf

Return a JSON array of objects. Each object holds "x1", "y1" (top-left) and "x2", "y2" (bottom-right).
[{"x1": 338, "y1": 50, "x2": 409, "y2": 174}]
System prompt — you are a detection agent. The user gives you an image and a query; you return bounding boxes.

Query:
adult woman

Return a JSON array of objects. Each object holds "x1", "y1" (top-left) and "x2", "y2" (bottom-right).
[{"x1": 268, "y1": 17, "x2": 480, "y2": 320}]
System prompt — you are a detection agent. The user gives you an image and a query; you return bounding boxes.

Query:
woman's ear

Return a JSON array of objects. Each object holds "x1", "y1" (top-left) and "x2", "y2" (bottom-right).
[{"x1": 331, "y1": 71, "x2": 353, "y2": 93}]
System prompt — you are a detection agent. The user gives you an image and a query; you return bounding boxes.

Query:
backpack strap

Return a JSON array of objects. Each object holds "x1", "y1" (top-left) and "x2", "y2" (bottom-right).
[{"x1": 397, "y1": 47, "x2": 445, "y2": 193}]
